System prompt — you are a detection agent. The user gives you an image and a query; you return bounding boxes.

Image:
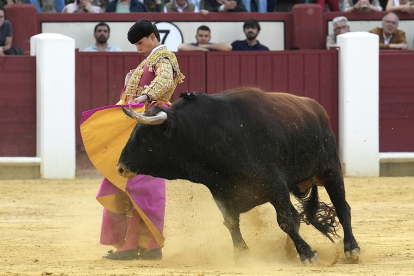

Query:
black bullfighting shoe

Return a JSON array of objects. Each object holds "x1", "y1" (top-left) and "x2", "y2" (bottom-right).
[
  {"x1": 102, "y1": 249, "x2": 139, "y2": 260},
  {"x1": 138, "y1": 248, "x2": 162, "y2": 260}
]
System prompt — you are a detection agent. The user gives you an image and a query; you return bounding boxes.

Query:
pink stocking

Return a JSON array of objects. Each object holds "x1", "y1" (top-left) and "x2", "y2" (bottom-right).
[{"x1": 115, "y1": 210, "x2": 141, "y2": 252}]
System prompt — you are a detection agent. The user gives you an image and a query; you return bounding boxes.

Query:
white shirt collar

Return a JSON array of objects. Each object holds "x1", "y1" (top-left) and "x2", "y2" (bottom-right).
[
  {"x1": 383, "y1": 32, "x2": 393, "y2": 44},
  {"x1": 147, "y1": 45, "x2": 166, "y2": 59},
  {"x1": 175, "y1": 0, "x2": 188, "y2": 11}
]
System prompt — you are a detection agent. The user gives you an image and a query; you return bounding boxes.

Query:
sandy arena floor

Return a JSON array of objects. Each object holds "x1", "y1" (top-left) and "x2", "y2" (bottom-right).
[{"x1": 1, "y1": 177, "x2": 414, "y2": 276}]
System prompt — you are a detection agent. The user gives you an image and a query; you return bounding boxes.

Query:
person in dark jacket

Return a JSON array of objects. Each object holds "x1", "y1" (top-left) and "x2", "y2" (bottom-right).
[
  {"x1": 203, "y1": 0, "x2": 247, "y2": 12},
  {"x1": 105, "y1": 0, "x2": 147, "y2": 12}
]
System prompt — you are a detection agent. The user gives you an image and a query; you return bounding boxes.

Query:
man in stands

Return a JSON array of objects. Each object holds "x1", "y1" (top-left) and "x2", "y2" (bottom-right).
[
  {"x1": 369, "y1": 12, "x2": 408, "y2": 49},
  {"x1": 84, "y1": 22, "x2": 121, "y2": 52},
  {"x1": 326, "y1": 16, "x2": 351, "y2": 49},
  {"x1": 231, "y1": 19, "x2": 269, "y2": 51},
  {"x1": 0, "y1": 7, "x2": 23, "y2": 55},
  {"x1": 178, "y1": 25, "x2": 232, "y2": 52},
  {"x1": 62, "y1": 0, "x2": 102, "y2": 13},
  {"x1": 105, "y1": 0, "x2": 149, "y2": 12},
  {"x1": 164, "y1": 0, "x2": 198, "y2": 12},
  {"x1": 203, "y1": 0, "x2": 247, "y2": 12}
]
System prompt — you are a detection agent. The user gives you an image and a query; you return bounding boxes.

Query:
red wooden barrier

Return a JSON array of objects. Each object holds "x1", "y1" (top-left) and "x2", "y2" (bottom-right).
[
  {"x1": 0, "y1": 56, "x2": 36, "y2": 157},
  {"x1": 206, "y1": 50, "x2": 339, "y2": 139},
  {"x1": 74, "y1": 51, "x2": 206, "y2": 150},
  {"x1": 2, "y1": 50, "x2": 414, "y2": 158},
  {"x1": 379, "y1": 51, "x2": 414, "y2": 152}
]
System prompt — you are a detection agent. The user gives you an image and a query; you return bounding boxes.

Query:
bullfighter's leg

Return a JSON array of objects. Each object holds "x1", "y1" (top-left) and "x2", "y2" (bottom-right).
[
  {"x1": 322, "y1": 167, "x2": 360, "y2": 263},
  {"x1": 270, "y1": 182, "x2": 318, "y2": 265}
]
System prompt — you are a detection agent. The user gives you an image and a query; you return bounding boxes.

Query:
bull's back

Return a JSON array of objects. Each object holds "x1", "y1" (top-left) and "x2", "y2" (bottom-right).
[{"x1": 222, "y1": 89, "x2": 337, "y2": 182}]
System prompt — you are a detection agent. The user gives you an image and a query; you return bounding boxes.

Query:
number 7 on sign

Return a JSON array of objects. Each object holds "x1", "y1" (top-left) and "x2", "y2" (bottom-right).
[{"x1": 159, "y1": 30, "x2": 170, "y2": 45}]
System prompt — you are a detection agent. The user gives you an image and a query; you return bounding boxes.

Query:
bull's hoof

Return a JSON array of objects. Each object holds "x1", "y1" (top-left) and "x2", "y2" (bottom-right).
[
  {"x1": 285, "y1": 238, "x2": 298, "y2": 260},
  {"x1": 345, "y1": 247, "x2": 360, "y2": 264},
  {"x1": 301, "y1": 252, "x2": 319, "y2": 266}
]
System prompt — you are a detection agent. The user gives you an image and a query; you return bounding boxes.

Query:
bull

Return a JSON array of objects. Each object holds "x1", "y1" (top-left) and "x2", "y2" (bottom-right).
[{"x1": 118, "y1": 87, "x2": 360, "y2": 265}]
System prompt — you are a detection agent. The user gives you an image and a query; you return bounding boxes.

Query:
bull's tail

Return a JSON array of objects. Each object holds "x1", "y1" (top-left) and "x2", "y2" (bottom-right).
[{"x1": 297, "y1": 185, "x2": 339, "y2": 242}]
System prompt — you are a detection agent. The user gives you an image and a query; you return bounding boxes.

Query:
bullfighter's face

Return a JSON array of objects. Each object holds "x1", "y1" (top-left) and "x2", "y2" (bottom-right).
[{"x1": 134, "y1": 33, "x2": 158, "y2": 57}]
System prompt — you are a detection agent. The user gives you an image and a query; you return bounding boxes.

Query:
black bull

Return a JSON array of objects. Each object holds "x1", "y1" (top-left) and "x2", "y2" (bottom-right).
[{"x1": 118, "y1": 88, "x2": 360, "y2": 265}]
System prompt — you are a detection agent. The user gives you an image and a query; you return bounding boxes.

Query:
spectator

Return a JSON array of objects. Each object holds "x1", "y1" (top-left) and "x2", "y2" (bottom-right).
[
  {"x1": 267, "y1": 0, "x2": 277, "y2": 11},
  {"x1": 0, "y1": 7, "x2": 23, "y2": 55},
  {"x1": 144, "y1": 0, "x2": 162, "y2": 11},
  {"x1": 178, "y1": 25, "x2": 232, "y2": 51},
  {"x1": 62, "y1": 0, "x2": 102, "y2": 13},
  {"x1": 203, "y1": 0, "x2": 247, "y2": 12},
  {"x1": 241, "y1": 0, "x2": 266, "y2": 12},
  {"x1": 188, "y1": 0, "x2": 201, "y2": 10},
  {"x1": 106, "y1": 0, "x2": 147, "y2": 12},
  {"x1": 386, "y1": 0, "x2": 414, "y2": 13},
  {"x1": 0, "y1": 0, "x2": 13, "y2": 10},
  {"x1": 231, "y1": 19, "x2": 269, "y2": 51},
  {"x1": 369, "y1": 12, "x2": 408, "y2": 49},
  {"x1": 33, "y1": 0, "x2": 66, "y2": 12},
  {"x1": 326, "y1": 16, "x2": 350, "y2": 49},
  {"x1": 315, "y1": 0, "x2": 340, "y2": 11},
  {"x1": 343, "y1": 0, "x2": 383, "y2": 11},
  {"x1": 164, "y1": 0, "x2": 198, "y2": 12},
  {"x1": 83, "y1": 22, "x2": 121, "y2": 52}
]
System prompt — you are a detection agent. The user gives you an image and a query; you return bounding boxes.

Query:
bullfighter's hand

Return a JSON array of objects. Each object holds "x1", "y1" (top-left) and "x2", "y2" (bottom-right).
[
  {"x1": 132, "y1": 95, "x2": 149, "y2": 104},
  {"x1": 125, "y1": 70, "x2": 134, "y2": 86}
]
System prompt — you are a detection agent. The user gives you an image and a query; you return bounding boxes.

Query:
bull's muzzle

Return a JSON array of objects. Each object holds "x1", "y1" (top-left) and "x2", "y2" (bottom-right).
[{"x1": 117, "y1": 163, "x2": 137, "y2": 179}]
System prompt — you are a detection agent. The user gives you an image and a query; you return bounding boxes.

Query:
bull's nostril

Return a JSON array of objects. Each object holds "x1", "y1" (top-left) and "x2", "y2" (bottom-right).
[{"x1": 118, "y1": 167, "x2": 124, "y2": 174}]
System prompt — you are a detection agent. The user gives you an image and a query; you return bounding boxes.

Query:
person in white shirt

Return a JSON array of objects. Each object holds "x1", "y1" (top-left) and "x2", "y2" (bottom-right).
[
  {"x1": 386, "y1": 0, "x2": 414, "y2": 13},
  {"x1": 164, "y1": 0, "x2": 199, "y2": 12},
  {"x1": 326, "y1": 16, "x2": 350, "y2": 49}
]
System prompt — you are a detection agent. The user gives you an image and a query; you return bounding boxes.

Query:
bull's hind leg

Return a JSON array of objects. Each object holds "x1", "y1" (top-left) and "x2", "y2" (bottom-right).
[
  {"x1": 270, "y1": 182, "x2": 318, "y2": 265},
  {"x1": 322, "y1": 167, "x2": 360, "y2": 263},
  {"x1": 285, "y1": 203, "x2": 301, "y2": 260}
]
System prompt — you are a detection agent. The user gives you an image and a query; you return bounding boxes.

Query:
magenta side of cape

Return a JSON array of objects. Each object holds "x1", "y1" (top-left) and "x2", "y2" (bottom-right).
[{"x1": 97, "y1": 176, "x2": 166, "y2": 232}]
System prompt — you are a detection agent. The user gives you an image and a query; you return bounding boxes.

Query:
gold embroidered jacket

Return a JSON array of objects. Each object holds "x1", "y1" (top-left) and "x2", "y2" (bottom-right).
[{"x1": 124, "y1": 46, "x2": 185, "y2": 108}]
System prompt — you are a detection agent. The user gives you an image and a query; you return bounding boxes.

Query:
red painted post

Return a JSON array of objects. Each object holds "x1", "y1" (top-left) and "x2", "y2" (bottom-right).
[
  {"x1": 4, "y1": 4, "x2": 37, "y2": 53},
  {"x1": 291, "y1": 4, "x2": 324, "y2": 50}
]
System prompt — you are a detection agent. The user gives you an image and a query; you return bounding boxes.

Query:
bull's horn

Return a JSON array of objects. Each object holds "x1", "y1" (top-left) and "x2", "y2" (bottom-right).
[
  {"x1": 121, "y1": 106, "x2": 135, "y2": 118},
  {"x1": 128, "y1": 105, "x2": 167, "y2": 125}
]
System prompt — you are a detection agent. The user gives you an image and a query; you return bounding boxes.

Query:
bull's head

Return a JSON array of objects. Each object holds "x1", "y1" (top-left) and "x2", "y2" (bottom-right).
[
  {"x1": 117, "y1": 105, "x2": 170, "y2": 179},
  {"x1": 121, "y1": 105, "x2": 167, "y2": 125}
]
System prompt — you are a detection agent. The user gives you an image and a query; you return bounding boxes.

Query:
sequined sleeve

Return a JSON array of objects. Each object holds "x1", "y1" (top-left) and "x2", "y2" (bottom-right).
[{"x1": 142, "y1": 58, "x2": 177, "y2": 103}]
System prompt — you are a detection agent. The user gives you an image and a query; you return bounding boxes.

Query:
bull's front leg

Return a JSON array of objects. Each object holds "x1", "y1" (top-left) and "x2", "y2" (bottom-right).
[
  {"x1": 213, "y1": 196, "x2": 249, "y2": 261},
  {"x1": 222, "y1": 211, "x2": 249, "y2": 261}
]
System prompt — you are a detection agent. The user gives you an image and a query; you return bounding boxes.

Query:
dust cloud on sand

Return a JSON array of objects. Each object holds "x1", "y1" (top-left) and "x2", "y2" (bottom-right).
[{"x1": 1, "y1": 177, "x2": 414, "y2": 276}]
